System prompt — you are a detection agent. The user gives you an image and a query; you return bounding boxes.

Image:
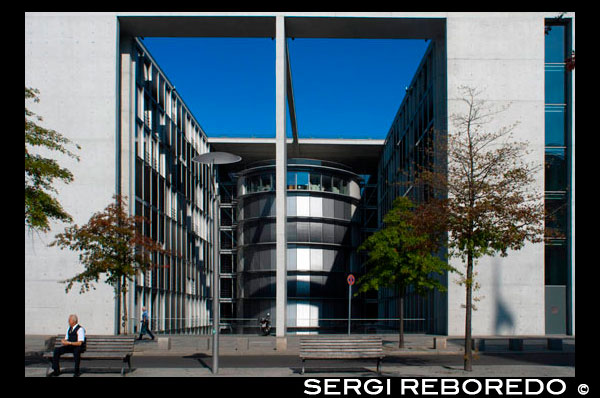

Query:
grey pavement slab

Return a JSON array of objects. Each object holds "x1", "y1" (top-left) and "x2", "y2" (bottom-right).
[{"x1": 24, "y1": 364, "x2": 575, "y2": 378}]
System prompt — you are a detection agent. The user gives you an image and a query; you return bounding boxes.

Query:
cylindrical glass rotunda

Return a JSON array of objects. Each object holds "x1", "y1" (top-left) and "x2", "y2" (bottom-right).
[{"x1": 235, "y1": 159, "x2": 362, "y2": 334}]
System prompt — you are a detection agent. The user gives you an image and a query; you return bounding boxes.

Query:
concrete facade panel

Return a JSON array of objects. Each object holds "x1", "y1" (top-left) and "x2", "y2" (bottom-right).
[
  {"x1": 25, "y1": 13, "x2": 119, "y2": 334},
  {"x1": 445, "y1": 14, "x2": 547, "y2": 336}
]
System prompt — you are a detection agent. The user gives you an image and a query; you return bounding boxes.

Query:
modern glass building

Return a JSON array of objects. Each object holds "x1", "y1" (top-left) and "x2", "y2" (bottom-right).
[
  {"x1": 25, "y1": 12, "x2": 575, "y2": 338},
  {"x1": 130, "y1": 39, "x2": 218, "y2": 335}
]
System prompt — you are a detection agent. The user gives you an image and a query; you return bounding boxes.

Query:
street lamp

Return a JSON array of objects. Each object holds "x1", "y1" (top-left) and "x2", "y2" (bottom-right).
[{"x1": 191, "y1": 152, "x2": 241, "y2": 374}]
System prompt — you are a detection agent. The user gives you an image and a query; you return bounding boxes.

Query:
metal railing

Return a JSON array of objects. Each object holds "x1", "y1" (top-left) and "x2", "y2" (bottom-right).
[{"x1": 128, "y1": 317, "x2": 429, "y2": 335}]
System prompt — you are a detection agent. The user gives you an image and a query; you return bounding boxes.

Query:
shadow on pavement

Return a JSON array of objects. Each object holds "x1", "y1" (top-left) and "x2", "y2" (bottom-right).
[{"x1": 182, "y1": 353, "x2": 212, "y2": 370}]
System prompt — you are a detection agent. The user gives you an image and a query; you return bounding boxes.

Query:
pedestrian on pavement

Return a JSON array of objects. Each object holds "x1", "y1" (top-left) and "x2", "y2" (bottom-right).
[
  {"x1": 48, "y1": 314, "x2": 86, "y2": 377},
  {"x1": 138, "y1": 306, "x2": 155, "y2": 340}
]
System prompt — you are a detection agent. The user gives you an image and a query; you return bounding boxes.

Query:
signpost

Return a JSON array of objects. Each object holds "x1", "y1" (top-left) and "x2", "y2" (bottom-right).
[{"x1": 347, "y1": 274, "x2": 355, "y2": 335}]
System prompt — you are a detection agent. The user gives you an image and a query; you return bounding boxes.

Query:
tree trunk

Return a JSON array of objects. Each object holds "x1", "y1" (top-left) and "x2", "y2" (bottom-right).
[
  {"x1": 464, "y1": 253, "x2": 473, "y2": 371},
  {"x1": 121, "y1": 278, "x2": 128, "y2": 335},
  {"x1": 398, "y1": 286, "x2": 405, "y2": 349}
]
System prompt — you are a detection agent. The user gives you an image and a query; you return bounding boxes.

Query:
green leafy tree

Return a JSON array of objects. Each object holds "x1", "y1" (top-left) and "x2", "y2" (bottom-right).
[
  {"x1": 356, "y1": 196, "x2": 453, "y2": 348},
  {"x1": 50, "y1": 195, "x2": 169, "y2": 334},
  {"x1": 25, "y1": 87, "x2": 81, "y2": 233},
  {"x1": 419, "y1": 86, "x2": 545, "y2": 371}
]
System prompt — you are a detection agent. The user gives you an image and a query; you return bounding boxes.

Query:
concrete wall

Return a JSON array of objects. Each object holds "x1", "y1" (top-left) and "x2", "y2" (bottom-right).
[
  {"x1": 445, "y1": 13, "x2": 547, "y2": 336},
  {"x1": 25, "y1": 13, "x2": 119, "y2": 334}
]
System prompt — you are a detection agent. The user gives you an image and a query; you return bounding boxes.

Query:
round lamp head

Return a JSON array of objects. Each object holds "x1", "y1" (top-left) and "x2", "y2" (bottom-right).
[{"x1": 191, "y1": 152, "x2": 242, "y2": 165}]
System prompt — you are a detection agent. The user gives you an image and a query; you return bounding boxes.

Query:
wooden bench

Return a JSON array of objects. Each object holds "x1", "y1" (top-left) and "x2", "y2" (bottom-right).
[
  {"x1": 299, "y1": 337, "x2": 384, "y2": 375},
  {"x1": 43, "y1": 335, "x2": 135, "y2": 376}
]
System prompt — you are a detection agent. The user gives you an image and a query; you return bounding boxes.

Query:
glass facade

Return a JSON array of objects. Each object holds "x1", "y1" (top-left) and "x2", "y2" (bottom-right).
[
  {"x1": 376, "y1": 41, "x2": 439, "y2": 333},
  {"x1": 131, "y1": 39, "x2": 216, "y2": 335},
  {"x1": 235, "y1": 159, "x2": 362, "y2": 333},
  {"x1": 544, "y1": 19, "x2": 572, "y2": 334}
]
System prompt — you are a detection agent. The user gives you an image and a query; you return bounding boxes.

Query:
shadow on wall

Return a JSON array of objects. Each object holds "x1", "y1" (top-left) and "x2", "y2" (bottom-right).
[{"x1": 492, "y1": 259, "x2": 515, "y2": 334}]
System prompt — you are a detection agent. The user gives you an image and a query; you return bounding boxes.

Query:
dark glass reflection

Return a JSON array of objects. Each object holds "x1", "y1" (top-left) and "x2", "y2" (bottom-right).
[{"x1": 545, "y1": 149, "x2": 567, "y2": 191}]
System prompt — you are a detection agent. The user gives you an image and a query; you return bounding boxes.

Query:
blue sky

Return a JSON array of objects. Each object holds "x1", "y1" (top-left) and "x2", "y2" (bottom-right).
[{"x1": 142, "y1": 37, "x2": 430, "y2": 140}]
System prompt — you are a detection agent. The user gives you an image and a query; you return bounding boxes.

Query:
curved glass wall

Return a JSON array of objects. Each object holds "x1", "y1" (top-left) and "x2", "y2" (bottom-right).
[
  {"x1": 238, "y1": 159, "x2": 361, "y2": 199},
  {"x1": 235, "y1": 159, "x2": 361, "y2": 333}
]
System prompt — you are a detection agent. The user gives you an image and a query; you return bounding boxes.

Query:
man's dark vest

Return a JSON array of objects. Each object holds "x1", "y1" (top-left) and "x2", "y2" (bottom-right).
[{"x1": 68, "y1": 325, "x2": 86, "y2": 351}]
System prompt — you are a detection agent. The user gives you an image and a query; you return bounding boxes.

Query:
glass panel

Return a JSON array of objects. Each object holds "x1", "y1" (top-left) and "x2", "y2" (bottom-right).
[
  {"x1": 340, "y1": 178, "x2": 349, "y2": 195},
  {"x1": 545, "y1": 195, "x2": 568, "y2": 238},
  {"x1": 323, "y1": 223, "x2": 335, "y2": 243},
  {"x1": 309, "y1": 173, "x2": 321, "y2": 191},
  {"x1": 309, "y1": 197, "x2": 323, "y2": 217},
  {"x1": 334, "y1": 200, "x2": 344, "y2": 219},
  {"x1": 287, "y1": 247, "x2": 297, "y2": 271},
  {"x1": 309, "y1": 222, "x2": 323, "y2": 243},
  {"x1": 545, "y1": 149, "x2": 567, "y2": 192},
  {"x1": 322, "y1": 174, "x2": 332, "y2": 192},
  {"x1": 297, "y1": 171, "x2": 309, "y2": 190},
  {"x1": 545, "y1": 106, "x2": 566, "y2": 147},
  {"x1": 287, "y1": 196, "x2": 296, "y2": 216},
  {"x1": 287, "y1": 222, "x2": 297, "y2": 242},
  {"x1": 287, "y1": 171, "x2": 296, "y2": 190},
  {"x1": 259, "y1": 173, "x2": 272, "y2": 191},
  {"x1": 310, "y1": 248, "x2": 323, "y2": 271},
  {"x1": 545, "y1": 24, "x2": 565, "y2": 63},
  {"x1": 297, "y1": 248, "x2": 310, "y2": 271},
  {"x1": 297, "y1": 196, "x2": 310, "y2": 217},
  {"x1": 545, "y1": 65, "x2": 565, "y2": 104},
  {"x1": 545, "y1": 243, "x2": 567, "y2": 285},
  {"x1": 297, "y1": 222, "x2": 309, "y2": 242},
  {"x1": 323, "y1": 198, "x2": 334, "y2": 218},
  {"x1": 332, "y1": 176, "x2": 341, "y2": 194}
]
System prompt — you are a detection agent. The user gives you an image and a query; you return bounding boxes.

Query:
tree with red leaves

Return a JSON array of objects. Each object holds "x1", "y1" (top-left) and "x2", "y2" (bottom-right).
[{"x1": 50, "y1": 195, "x2": 168, "y2": 334}]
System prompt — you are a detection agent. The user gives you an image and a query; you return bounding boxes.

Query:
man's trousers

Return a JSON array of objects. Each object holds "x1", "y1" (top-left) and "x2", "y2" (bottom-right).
[{"x1": 52, "y1": 345, "x2": 83, "y2": 373}]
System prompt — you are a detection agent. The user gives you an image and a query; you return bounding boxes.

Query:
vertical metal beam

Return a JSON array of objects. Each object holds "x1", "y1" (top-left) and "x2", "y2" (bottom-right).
[
  {"x1": 285, "y1": 41, "x2": 299, "y2": 145},
  {"x1": 275, "y1": 15, "x2": 288, "y2": 343}
]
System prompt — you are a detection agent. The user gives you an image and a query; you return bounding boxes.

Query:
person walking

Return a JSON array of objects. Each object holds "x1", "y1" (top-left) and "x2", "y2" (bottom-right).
[
  {"x1": 137, "y1": 306, "x2": 155, "y2": 340},
  {"x1": 48, "y1": 314, "x2": 86, "y2": 377}
]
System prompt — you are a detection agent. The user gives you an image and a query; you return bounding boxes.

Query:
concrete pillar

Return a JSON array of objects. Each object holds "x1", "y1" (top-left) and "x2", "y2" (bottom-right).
[
  {"x1": 275, "y1": 15, "x2": 288, "y2": 342},
  {"x1": 119, "y1": 35, "x2": 137, "y2": 335}
]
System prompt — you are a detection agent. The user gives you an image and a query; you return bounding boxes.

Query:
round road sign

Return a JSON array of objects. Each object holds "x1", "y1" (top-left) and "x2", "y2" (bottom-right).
[{"x1": 347, "y1": 274, "x2": 355, "y2": 286}]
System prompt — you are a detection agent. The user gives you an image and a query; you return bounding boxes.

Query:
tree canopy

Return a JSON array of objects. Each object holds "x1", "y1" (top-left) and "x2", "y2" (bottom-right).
[{"x1": 25, "y1": 86, "x2": 80, "y2": 232}]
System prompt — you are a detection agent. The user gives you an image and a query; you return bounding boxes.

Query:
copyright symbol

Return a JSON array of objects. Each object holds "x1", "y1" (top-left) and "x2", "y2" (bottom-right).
[{"x1": 578, "y1": 384, "x2": 589, "y2": 395}]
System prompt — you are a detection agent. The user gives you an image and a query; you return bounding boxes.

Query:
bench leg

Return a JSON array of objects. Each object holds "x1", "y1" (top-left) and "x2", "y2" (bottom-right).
[
  {"x1": 301, "y1": 359, "x2": 305, "y2": 375},
  {"x1": 121, "y1": 356, "x2": 131, "y2": 376},
  {"x1": 376, "y1": 358, "x2": 381, "y2": 375}
]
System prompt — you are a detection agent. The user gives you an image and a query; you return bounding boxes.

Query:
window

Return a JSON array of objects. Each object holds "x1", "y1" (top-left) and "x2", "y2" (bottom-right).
[
  {"x1": 297, "y1": 171, "x2": 309, "y2": 190},
  {"x1": 322, "y1": 174, "x2": 332, "y2": 192},
  {"x1": 545, "y1": 195, "x2": 568, "y2": 238},
  {"x1": 545, "y1": 106, "x2": 566, "y2": 147},
  {"x1": 309, "y1": 173, "x2": 321, "y2": 191},
  {"x1": 287, "y1": 171, "x2": 296, "y2": 190},
  {"x1": 545, "y1": 149, "x2": 567, "y2": 192},
  {"x1": 545, "y1": 244, "x2": 567, "y2": 285}
]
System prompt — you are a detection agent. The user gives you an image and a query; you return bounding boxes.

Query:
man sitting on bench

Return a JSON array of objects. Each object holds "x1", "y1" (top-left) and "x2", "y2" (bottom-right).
[{"x1": 48, "y1": 314, "x2": 86, "y2": 377}]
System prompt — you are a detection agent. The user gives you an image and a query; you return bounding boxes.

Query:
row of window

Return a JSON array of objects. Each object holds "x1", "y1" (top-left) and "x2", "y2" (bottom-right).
[
  {"x1": 544, "y1": 20, "x2": 570, "y2": 295},
  {"x1": 238, "y1": 245, "x2": 353, "y2": 273},
  {"x1": 239, "y1": 220, "x2": 358, "y2": 247},
  {"x1": 132, "y1": 40, "x2": 217, "y2": 334},
  {"x1": 240, "y1": 170, "x2": 357, "y2": 196},
  {"x1": 238, "y1": 193, "x2": 357, "y2": 222}
]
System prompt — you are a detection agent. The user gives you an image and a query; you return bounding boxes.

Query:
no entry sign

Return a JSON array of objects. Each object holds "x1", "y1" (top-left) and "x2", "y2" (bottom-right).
[{"x1": 347, "y1": 274, "x2": 355, "y2": 286}]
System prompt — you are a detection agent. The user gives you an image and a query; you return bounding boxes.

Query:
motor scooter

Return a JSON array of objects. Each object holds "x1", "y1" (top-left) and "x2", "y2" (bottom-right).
[{"x1": 259, "y1": 313, "x2": 271, "y2": 336}]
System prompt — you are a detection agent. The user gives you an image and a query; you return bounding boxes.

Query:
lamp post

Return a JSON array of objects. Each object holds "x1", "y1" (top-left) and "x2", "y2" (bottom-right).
[{"x1": 191, "y1": 152, "x2": 241, "y2": 374}]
